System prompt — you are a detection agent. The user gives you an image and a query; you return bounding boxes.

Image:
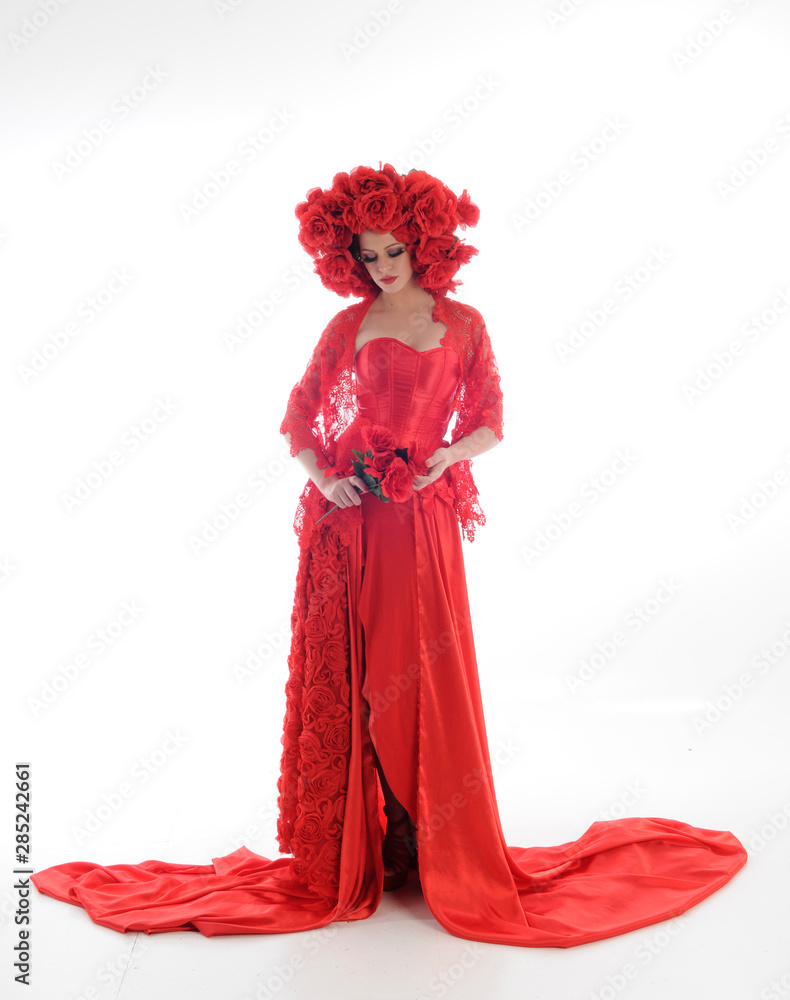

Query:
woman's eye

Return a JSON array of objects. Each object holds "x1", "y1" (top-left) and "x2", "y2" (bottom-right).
[{"x1": 361, "y1": 248, "x2": 403, "y2": 263}]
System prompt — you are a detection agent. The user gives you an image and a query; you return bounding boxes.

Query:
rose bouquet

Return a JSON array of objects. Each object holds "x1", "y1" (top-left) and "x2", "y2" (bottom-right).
[{"x1": 316, "y1": 423, "x2": 426, "y2": 524}]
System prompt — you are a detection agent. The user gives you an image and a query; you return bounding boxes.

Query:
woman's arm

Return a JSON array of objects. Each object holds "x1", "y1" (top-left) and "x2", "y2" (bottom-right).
[
  {"x1": 445, "y1": 425, "x2": 500, "y2": 465},
  {"x1": 414, "y1": 425, "x2": 500, "y2": 490},
  {"x1": 282, "y1": 432, "x2": 367, "y2": 508}
]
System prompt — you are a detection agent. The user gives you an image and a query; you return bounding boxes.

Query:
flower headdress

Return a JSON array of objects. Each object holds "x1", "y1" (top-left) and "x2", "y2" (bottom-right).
[{"x1": 295, "y1": 162, "x2": 480, "y2": 298}]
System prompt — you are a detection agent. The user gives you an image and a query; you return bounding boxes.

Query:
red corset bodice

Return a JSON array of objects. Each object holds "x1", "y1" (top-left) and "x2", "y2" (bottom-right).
[{"x1": 354, "y1": 337, "x2": 460, "y2": 461}]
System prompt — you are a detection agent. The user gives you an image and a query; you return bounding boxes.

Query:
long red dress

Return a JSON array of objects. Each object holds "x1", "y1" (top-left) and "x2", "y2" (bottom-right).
[{"x1": 30, "y1": 292, "x2": 747, "y2": 946}]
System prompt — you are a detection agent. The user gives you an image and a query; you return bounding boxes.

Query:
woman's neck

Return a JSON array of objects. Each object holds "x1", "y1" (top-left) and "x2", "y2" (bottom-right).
[{"x1": 373, "y1": 283, "x2": 436, "y2": 314}]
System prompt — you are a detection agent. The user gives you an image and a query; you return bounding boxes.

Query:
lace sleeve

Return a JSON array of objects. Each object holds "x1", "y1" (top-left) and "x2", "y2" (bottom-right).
[
  {"x1": 443, "y1": 303, "x2": 504, "y2": 543},
  {"x1": 450, "y1": 305, "x2": 504, "y2": 447},
  {"x1": 279, "y1": 316, "x2": 341, "y2": 472}
]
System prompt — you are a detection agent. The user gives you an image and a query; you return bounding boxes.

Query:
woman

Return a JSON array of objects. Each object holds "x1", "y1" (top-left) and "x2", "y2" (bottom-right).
[
  {"x1": 278, "y1": 167, "x2": 504, "y2": 898},
  {"x1": 31, "y1": 164, "x2": 747, "y2": 947}
]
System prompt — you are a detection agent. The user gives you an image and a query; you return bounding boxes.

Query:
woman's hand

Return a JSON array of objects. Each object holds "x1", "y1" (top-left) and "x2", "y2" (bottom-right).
[
  {"x1": 413, "y1": 447, "x2": 453, "y2": 491},
  {"x1": 321, "y1": 473, "x2": 369, "y2": 508}
]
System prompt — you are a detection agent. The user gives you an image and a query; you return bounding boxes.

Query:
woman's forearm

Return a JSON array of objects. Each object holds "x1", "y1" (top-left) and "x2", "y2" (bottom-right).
[
  {"x1": 446, "y1": 425, "x2": 500, "y2": 465},
  {"x1": 282, "y1": 432, "x2": 336, "y2": 492}
]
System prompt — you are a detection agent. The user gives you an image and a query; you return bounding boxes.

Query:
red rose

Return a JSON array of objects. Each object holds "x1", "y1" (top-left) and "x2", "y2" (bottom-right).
[
  {"x1": 310, "y1": 769, "x2": 344, "y2": 796},
  {"x1": 412, "y1": 191, "x2": 453, "y2": 237},
  {"x1": 362, "y1": 423, "x2": 397, "y2": 453},
  {"x1": 314, "y1": 248, "x2": 355, "y2": 282},
  {"x1": 325, "y1": 722, "x2": 350, "y2": 752},
  {"x1": 304, "y1": 685, "x2": 337, "y2": 716},
  {"x1": 364, "y1": 451, "x2": 392, "y2": 475},
  {"x1": 294, "y1": 187, "x2": 323, "y2": 223},
  {"x1": 314, "y1": 569, "x2": 344, "y2": 602},
  {"x1": 297, "y1": 208, "x2": 333, "y2": 252},
  {"x1": 361, "y1": 423, "x2": 397, "y2": 476},
  {"x1": 326, "y1": 172, "x2": 362, "y2": 230},
  {"x1": 348, "y1": 163, "x2": 403, "y2": 199},
  {"x1": 314, "y1": 252, "x2": 373, "y2": 298},
  {"x1": 294, "y1": 815, "x2": 323, "y2": 844},
  {"x1": 298, "y1": 200, "x2": 351, "y2": 252},
  {"x1": 321, "y1": 190, "x2": 355, "y2": 229},
  {"x1": 416, "y1": 233, "x2": 457, "y2": 263},
  {"x1": 401, "y1": 174, "x2": 456, "y2": 237},
  {"x1": 347, "y1": 165, "x2": 405, "y2": 233},
  {"x1": 348, "y1": 165, "x2": 384, "y2": 197},
  {"x1": 381, "y1": 457, "x2": 414, "y2": 502},
  {"x1": 330, "y1": 171, "x2": 353, "y2": 195},
  {"x1": 320, "y1": 638, "x2": 348, "y2": 674},
  {"x1": 391, "y1": 220, "x2": 420, "y2": 247},
  {"x1": 453, "y1": 243, "x2": 478, "y2": 268},
  {"x1": 304, "y1": 611, "x2": 329, "y2": 643},
  {"x1": 354, "y1": 189, "x2": 404, "y2": 233},
  {"x1": 297, "y1": 731, "x2": 324, "y2": 762},
  {"x1": 420, "y1": 257, "x2": 458, "y2": 290},
  {"x1": 457, "y1": 189, "x2": 480, "y2": 228}
]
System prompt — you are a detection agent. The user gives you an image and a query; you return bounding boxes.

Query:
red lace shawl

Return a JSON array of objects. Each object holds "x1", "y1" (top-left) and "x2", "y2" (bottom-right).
[
  {"x1": 279, "y1": 291, "x2": 504, "y2": 549},
  {"x1": 275, "y1": 292, "x2": 504, "y2": 899}
]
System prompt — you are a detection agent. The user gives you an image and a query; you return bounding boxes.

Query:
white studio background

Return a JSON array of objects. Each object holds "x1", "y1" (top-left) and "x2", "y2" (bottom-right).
[{"x1": 2, "y1": 1, "x2": 789, "y2": 999}]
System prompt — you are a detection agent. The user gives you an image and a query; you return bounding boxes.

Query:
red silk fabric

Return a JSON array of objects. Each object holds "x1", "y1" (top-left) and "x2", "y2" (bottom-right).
[{"x1": 31, "y1": 310, "x2": 747, "y2": 946}]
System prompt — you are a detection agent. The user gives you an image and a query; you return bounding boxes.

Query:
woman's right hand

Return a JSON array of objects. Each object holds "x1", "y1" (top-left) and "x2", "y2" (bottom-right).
[{"x1": 320, "y1": 474, "x2": 369, "y2": 508}]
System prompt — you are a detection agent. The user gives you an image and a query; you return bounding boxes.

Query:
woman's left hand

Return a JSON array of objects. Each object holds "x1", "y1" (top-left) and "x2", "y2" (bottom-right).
[{"x1": 413, "y1": 447, "x2": 453, "y2": 491}]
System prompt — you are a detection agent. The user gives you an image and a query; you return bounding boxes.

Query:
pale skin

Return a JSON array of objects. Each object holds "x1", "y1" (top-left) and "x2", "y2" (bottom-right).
[{"x1": 282, "y1": 229, "x2": 500, "y2": 509}]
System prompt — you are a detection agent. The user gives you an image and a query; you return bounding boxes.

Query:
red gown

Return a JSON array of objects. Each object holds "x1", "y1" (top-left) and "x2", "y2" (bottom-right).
[{"x1": 30, "y1": 293, "x2": 747, "y2": 946}]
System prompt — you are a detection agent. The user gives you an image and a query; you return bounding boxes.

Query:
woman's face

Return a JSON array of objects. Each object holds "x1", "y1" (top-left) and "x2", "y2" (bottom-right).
[{"x1": 358, "y1": 230, "x2": 415, "y2": 294}]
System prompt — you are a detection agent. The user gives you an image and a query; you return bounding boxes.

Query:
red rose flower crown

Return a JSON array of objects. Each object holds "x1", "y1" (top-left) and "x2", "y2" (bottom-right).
[{"x1": 295, "y1": 162, "x2": 481, "y2": 298}]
